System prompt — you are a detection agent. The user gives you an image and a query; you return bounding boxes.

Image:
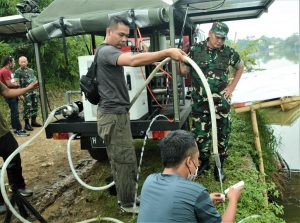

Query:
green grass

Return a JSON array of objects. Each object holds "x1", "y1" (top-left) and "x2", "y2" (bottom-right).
[
  {"x1": 0, "y1": 85, "x2": 285, "y2": 222},
  {"x1": 79, "y1": 112, "x2": 285, "y2": 223}
]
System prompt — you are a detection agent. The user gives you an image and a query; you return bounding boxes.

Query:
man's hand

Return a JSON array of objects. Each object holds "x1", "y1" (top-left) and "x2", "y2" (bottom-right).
[
  {"x1": 226, "y1": 186, "x2": 243, "y2": 202},
  {"x1": 167, "y1": 48, "x2": 187, "y2": 63},
  {"x1": 27, "y1": 81, "x2": 39, "y2": 90},
  {"x1": 210, "y1": 192, "x2": 225, "y2": 206},
  {"x1": 179, "y1": 62, "x2": 190, "y2": 77},
  {"x1": 223, "y1": 84, "x2": 235, "y2": 99}
]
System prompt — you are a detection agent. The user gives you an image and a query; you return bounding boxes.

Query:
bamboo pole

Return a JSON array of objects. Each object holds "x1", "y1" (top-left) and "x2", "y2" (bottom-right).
[
  {"x1": 251, "y1": 108, "x2": 268, "y2": 207},
  {"x1": 235, "y1": 96, "x2": 300, "y2": 113},
  {"x1": 233, "y1": 97, "x2": 300, "y2": 207}
]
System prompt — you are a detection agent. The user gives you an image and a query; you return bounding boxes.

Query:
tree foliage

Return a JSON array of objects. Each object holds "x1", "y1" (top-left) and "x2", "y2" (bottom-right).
[
  {"x1": 228, "y1": 39, "x2": 259, "y2": 72},
  {"x1": 236, "y1": 34, "x2": 300, "y2": 64}
]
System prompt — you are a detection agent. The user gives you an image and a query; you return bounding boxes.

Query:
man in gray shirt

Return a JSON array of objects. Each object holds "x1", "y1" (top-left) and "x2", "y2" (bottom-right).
[
  {"x1": 96, "y1": 16, "x2": 186, "y2": 213},
  {"x1": 137, "y1": 130, "x2": 243, "y2": 222}
]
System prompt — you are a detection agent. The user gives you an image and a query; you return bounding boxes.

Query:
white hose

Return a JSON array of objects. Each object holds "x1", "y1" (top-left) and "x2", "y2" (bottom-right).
[
  {"x1": 184, "y1": 56, "x2": 218, "y2": 155},
  {"x1": 0, "y1": 106, "x2": 120, "y2": 223},
  {"x1": 130, "y1": 56, "x2": 218, "y2": 155},
  {"x1": 77, "y1": 217, "x2": 124, "y2": 223},
  {"x1": 0, "y1": 108, "x2": 59, "y2": 223},
  {"x1": 67, "y1": 133, "x2": 115, "y2": 190},
  {"x1": 237, "y1": 215, "x2": 261, "y2": 223},
  {"x1": 130, "y1": 57, "x2": 171, "y2": 108}
]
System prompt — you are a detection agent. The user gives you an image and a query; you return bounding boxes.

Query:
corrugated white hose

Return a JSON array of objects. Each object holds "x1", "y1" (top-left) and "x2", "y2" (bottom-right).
[
  {"x1": 67, "y1": 133, "x2": 115, "y2": 190},
  {"x1": 0, "y1": 108, "x2": 61, "y2": 223}
]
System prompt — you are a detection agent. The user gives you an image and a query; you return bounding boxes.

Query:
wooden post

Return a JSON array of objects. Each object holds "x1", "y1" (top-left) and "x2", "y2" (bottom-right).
[{"x1": 251, "y1": 108, "x2": 268, "y2": 206}]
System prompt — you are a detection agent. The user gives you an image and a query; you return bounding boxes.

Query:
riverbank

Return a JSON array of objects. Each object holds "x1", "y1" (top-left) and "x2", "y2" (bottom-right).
[
  {"x1": 281, "y1": 172, "x2": 300, "y2": 223},
  {"x1": 34, "y1": 112, "x2": 285, "y2": 223}
]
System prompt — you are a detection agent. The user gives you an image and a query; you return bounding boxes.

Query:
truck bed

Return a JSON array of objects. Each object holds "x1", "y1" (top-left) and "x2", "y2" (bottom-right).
[{"x1": 45, "y1": 100, "x2": 191, "y2": 138}]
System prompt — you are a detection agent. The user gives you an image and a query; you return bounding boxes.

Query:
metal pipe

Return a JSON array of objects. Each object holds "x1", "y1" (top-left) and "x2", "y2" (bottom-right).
[
  {"x1": 169, "y1": 5, "x2": 180, "y2": 121},
  {"x1": 34, "y1": 42, "x2": 48, "y2": 121}
]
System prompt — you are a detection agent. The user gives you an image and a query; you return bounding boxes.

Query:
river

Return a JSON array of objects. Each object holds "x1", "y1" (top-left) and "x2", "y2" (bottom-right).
[
  {"x1": 232, "y1": 57, "x2": 300, "y2": 222},
  {"x1": 272, "y1": 113, "x2": 300, "y2": 223},
  {"x1": 258, "y1": 58, "x2": 300, "y2": 223}
]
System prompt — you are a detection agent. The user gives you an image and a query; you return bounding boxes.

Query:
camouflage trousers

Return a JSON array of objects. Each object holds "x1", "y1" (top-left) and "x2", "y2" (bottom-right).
[
  {"x1": 23, "y1": 92, "x2": 38, "y2": 119},
  {"x1": 97, "y1": 110, "x2": 137, "y2": 206},
  {"x1": 191, "y1": 93, "x2": 231, "y2": 161}
]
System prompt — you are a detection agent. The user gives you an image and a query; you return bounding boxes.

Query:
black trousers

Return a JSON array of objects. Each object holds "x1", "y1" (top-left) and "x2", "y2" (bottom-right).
[{"x1": 0, "y1": 132, "x2": 26, "y2": 202}]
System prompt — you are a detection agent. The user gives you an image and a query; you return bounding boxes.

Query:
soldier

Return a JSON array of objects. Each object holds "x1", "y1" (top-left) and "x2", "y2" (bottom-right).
[
  {"x1": 0, "y1": 56, "x2": 28, "y2": 137},
  {"x1": 181, "y1": 22, "x2": 244, "y2": 181},
  {"x1": 14, "y1": 56, "x2": 42, "y2": 131}
]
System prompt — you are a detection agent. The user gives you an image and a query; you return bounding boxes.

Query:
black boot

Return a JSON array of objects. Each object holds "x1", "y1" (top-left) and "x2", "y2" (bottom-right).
[
  {"x1": 214, "y1": 165, "x2": 225, "y2": 182},
  {"x1": 24, "y1": 119, "x2": 33, "y2": 131},
  {"x1": 197, "y1": 159, "x2": 210, "y2": 177},
  {"x1": 213, "y1": 153, "x2": 228, "y2": 182},
  {"x1": 31, "y1": 117, "x2": 42, "y2": 127}
]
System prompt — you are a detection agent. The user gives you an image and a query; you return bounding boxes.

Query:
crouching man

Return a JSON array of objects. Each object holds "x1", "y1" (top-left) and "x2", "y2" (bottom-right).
[{"x1": 138, "y1": 130, "x2": 243, "y2": 223}]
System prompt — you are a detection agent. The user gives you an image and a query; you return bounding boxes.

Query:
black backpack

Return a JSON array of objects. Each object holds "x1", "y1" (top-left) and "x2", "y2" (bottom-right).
[{"x1": 80, "y1": 47, "x2": 101, "y2": 105}]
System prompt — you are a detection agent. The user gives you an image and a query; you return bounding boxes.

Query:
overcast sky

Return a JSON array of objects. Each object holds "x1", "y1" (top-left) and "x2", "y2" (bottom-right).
[{"x1": 199, "y1": 0, "x2": 299, "y2": 40}]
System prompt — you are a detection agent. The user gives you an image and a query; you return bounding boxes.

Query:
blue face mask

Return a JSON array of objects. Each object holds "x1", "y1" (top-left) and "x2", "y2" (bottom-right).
[{"x1": 187, "y1": 160, "x2": 198, "y2": 181}]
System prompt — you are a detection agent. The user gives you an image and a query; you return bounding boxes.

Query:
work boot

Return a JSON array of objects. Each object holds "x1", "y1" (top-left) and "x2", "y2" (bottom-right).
[
  {"x1": 31, "y1": 117, "x2": 42, "y2": 127},
  {"x1": 214, "y1": 165, "x2": 225, "y2": 182},
  {"x1": 14, "y1": 129, "x2": 30, "y2": 137},
  {"x1": 25, "y1": 119, "x2": 33, "y2": 131},
  {"x1": 197, "y1": 159, "x2": 210, "y2": 177},
  {"x1": 105, "y1": 176, "x2": 117, "y2": 196},
  {"x1": 17, "y1": 188, "x2": 33, "y2": 197},
  {"x1": 120, "y1": 205, "x2": 139, "y2": 214}
]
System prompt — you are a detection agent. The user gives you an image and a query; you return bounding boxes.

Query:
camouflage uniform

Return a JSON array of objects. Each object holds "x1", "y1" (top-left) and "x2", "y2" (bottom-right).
[
  {"x1": 14, "y1": 68, "x2": 38, "y2": 119},
  {"x1": 190, "y1": 39, "x2": 242, "y2": 161}
]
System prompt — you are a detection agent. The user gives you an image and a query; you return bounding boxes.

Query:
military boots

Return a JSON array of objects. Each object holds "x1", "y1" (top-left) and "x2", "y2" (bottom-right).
[
  {"x1": 31, "y1": 117, "x2": 42, "y2": 127},
  {"x1": 24, "y1": 119, "x2": 33, "y2": 131},
  {"x1": 196, "y1": 159, "x2": 210, "y2": 177}
]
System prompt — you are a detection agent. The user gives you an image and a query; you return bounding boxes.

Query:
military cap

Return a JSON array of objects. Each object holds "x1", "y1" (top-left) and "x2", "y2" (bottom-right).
[{"x1": 211, "y1": 22, "x2": 229, "y2": 38}]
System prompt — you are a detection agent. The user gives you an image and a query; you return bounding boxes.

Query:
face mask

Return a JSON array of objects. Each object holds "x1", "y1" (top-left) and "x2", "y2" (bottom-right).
[{"x1": 187, "y1": 160, "x2": 198, "y2": 181}]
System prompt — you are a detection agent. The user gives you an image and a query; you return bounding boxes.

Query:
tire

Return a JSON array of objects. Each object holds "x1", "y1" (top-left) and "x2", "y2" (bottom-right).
[
  {"x1": 88, "y1": 147, "x2": 108, "y2": 161},
  {"x1": 80, "y1": 136, "x2": 108, "y2": 161}
]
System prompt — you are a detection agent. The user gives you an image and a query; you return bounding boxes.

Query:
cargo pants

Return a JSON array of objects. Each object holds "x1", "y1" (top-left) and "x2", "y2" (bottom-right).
[
  {"x1": 191, "y1": 92, "x2": 231, "y2": 161},
  {"x1": 23, "y1": 92, "x2": 38, "y2": 119},
  {"x1": 97, "y1": 111, "x2": 137, "y2": 206}
]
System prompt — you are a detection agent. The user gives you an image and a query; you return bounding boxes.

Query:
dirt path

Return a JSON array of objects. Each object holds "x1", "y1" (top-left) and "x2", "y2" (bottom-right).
[{"x1": 0, "y1": 127, "x2": 99, "y2": 222}]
